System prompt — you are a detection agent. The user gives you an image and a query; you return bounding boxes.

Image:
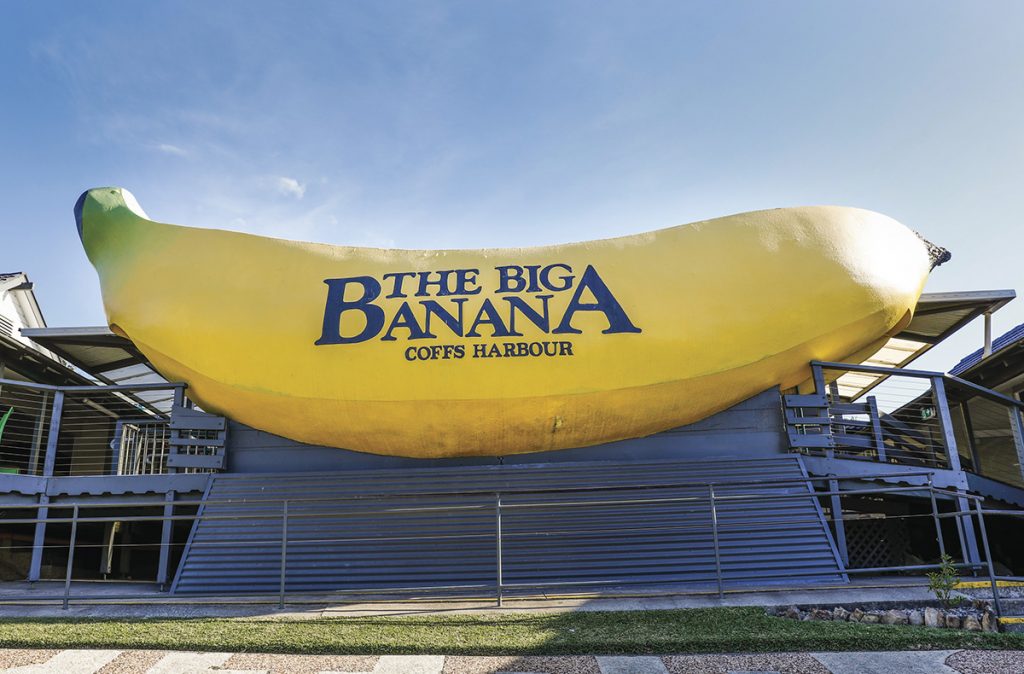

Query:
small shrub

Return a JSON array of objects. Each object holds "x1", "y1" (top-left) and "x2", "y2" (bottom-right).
[{"x1": 927, "y1": 553, "x2": 964, "y2": 610}]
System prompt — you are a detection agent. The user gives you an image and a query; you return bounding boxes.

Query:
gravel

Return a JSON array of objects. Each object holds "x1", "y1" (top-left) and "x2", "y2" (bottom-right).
[
  {"x1": 663, "y1": 653, "x2": 830, "y2": 674},
  {"x1": 97, "y1": 650, "x2": 167, "y2": 674},
  {"x1": 0, "y1": 648, "x2": 57, "y2": 668},
  {"x1": 946, "y1": 650, "x2": 1024, "y2": 674}
]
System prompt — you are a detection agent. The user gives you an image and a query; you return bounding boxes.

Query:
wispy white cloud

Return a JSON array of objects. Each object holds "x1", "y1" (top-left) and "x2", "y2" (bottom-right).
[
  {"x1": 276, "y1": 176, "x2": 306, "y2": 199},
  {"x1": 155, "y1": 143, "x2": 188, "y2": 157}
]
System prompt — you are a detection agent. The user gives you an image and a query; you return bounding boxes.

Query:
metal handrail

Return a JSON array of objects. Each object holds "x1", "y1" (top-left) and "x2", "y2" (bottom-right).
[
  {"x1": 9, "y1": 469, "x2": 1012, "y2": 617},
  {"x1": 0, "y1": 378, "x2": 187, "y2": 394},
  {"x1": 0, "y1": 469, "x2": 944, "y2": 512}
]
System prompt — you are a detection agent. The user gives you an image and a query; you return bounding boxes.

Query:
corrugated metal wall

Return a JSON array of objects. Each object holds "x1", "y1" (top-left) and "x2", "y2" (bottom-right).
[{"x1": 171, "y1": 456, "x2": 845, "y2": 596}]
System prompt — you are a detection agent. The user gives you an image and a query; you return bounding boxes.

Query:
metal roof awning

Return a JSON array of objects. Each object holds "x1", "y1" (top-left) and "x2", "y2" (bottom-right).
[
  {"x1": 19, "y1": 326, "x2": 176, "y2": 413},
  {"x1": 833, "y1": 289, "x2": 1017, "y2": 400}
]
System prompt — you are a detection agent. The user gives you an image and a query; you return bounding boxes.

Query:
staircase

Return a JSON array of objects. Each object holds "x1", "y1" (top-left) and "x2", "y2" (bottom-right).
[{"x1": 171, "y1": 456, "x2": 846, "y2": 596}]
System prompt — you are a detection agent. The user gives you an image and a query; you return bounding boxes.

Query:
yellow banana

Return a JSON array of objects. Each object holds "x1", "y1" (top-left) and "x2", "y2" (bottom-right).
[{"x1": 76, "y1": 187, "x2": 942, "y2": 458}]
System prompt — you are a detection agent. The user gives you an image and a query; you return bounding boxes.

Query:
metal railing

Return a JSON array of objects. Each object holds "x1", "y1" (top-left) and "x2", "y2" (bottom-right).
[
  {"x1": 0, "y1": 379, "x2": 186, "y2": 477},
  {"x1": 787, "y1": 362, "x2": 1024, "y2": 482},
  {"x1": 0, "y1": 469, "x2": 1014, "y2": 615}
]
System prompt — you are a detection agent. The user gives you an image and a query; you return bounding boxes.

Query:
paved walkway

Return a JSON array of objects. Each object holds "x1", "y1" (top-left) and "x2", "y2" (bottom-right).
[
  {"x1": 0, "y1": 650, "x2": 1021, "y2": 673},
  {"x1": 0, "y1": 578, "x2": 940, "y2": 619}
]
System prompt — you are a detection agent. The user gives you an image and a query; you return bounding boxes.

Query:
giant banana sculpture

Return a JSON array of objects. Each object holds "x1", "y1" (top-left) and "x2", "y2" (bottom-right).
[{"x1": 76, "y1": 187, "x2": 945, "y2": 458}]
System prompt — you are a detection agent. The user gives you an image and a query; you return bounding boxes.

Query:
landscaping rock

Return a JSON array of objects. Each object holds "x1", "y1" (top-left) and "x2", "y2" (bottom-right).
[
  {"x1": 833, "y1": 607, "x2": 850, "y2": 621},
  {"x1": 810, "y1": 608, "x2": 833, "y2": 621},
  {"x1": 880, "y1": 609, "x2": 908, "y2": 625},
  {"x1": 924, "y1": 607, "x2": 944, "y2": 628},
  {"x1": 946, "y1": 613, "x2": 962, "y2": 629},
  {"x1": 982, "y1": 609, "x2": 998, "y2": 632},
  {"x1": 861, "y1": 611, "x2": 882, "y2": 624},
  {"x1": 964, "y1": 614, "x2": 982, "y2": 631},
  {"x1": 784, "y1": 605, "x2": 801, "y2": 620},
  {"x1": 849, "y1": 608, "x2": 864, "y2": 622},
  {"x1": 908, "y1": 610, "x2": 924, "y2": 626}
]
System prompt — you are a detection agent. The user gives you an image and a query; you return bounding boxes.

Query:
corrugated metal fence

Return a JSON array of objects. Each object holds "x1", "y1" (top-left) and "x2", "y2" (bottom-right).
[{"x1": 171, "y1": 456, "x2": 847, "y2": 598}]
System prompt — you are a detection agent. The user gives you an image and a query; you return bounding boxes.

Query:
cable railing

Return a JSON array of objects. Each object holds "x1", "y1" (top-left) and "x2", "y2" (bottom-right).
[
  {"x1": 0, "y1": 379, "x2": 187, "y2": 477},
  {"x1": 0, "y1": 469, "x2": 1014, "y2": 615},
  {"x1": 786, "y1": 362, "x2": 1024, "y2": 484}
]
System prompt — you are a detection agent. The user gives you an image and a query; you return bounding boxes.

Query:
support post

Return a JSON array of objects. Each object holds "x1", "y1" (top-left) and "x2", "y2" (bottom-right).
[
  {"x1": 28, "y1": 390, "x2": 49, "y2": 475},
  {"x1": 928, "y1": 482, "x2": 946, "y2": 558},
  {"x1": 867, "y1": 396, "x2": 886, "y2": 462},
  {"x1": 973, "y1": 500, "x2": 1002, "y2": 618},
  {"x1": 278, "y1": 500, "x2": 288, "y2": 610},
  {"x1": 63, "y1": 504, "x2": 79, "y2": 610},
  {"x1": 960, "y1": 402, "x2": 982, "y2": 474},
  {"x1": 812, "y1": 364, "x2": 826, "y2": 398},
  {"x1": 932, "y1": 377, "x2": 961, "y2": 471},
  {"x1": 157, "y1": 490, "x2": 175, "y2": 590},
  {"x1": 28, "y1": 494, "x2": 48, "y2": 582},
  {"x1": 708, "y1": 485, "x2": 723, "y2": 599},
  {"x1": 29, "y1": 391, "x2": 62, "y2": 582},
  {"x1": 495, "y1": 492, "x2": 503, "y2": 608},
  {"x1": 933, "y1": 377, "x2": 981, "y2": 566},
  {"x1": 983, "y1": 312, "x2": 992, "y2": 358},
  {"x1": 1009, "y1": 406, "x2": 1024, "y2": 486},
  {"x1": 828, "y1": 478, "x2": 848, "y2": 566}
]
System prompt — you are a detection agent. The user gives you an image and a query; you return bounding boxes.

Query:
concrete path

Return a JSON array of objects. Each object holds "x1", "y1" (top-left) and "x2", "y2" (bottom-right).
[
  {"x1": 0, "y1": 578, "x2": 939, "y2": 619},
  {"x1": 0, "y1": 650, "x2": 1022, "y2": 673}
]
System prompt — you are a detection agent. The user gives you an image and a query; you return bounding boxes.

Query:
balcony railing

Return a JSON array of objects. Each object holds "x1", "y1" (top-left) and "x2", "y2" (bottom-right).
[
  {"x1": 0, "y1": 378, "x2": 221, "y2": 477},
  {"x1": 785, "y1": 361, "x2": 1024, "y2": 486}
]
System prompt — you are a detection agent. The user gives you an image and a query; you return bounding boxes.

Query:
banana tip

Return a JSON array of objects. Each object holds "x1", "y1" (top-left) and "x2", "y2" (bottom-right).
[
  {"x1": 74, "y1": 190, "x2": 88, "y2": 242},
  {"x1": 915, "y1": 231, "x2": 951, "y2": 270}
]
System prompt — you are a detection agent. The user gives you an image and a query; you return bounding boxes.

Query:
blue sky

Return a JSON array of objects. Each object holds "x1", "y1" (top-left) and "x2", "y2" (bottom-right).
[{"x1": 1, "y1": 1, "x2": 1022, "y2": 372}]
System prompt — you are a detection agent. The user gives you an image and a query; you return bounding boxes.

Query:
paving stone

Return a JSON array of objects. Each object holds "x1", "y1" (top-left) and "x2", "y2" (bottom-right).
[
  {"x1": 225, "y1": 653, "x2": 379, "y2": 673},
  {"x1": 2, "y1": 650, "x2": 123, "y2": 674},
  {"x1": 811, "y1": 650, "x2": 959, "y2": 674},
  {"x1": 595, "y1": 656, "x2": 669, "y2": 674},
  {"x1": 372, "y1": 655, "x2": 445, "y2": 674}
]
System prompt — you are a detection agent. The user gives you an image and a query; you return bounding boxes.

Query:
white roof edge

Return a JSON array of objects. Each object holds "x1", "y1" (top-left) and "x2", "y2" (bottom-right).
[
  {"x1": 917, "y1": 289, "x2": 1016, "y2": 303},
  {"x1": 20, "y1": 326, "x2": 117, "y2": 338}
]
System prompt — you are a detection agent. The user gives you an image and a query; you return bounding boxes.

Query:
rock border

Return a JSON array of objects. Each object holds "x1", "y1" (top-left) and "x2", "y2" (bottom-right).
[{"x1": 769, "y1": 603, "x2": 999, "y2": 632}]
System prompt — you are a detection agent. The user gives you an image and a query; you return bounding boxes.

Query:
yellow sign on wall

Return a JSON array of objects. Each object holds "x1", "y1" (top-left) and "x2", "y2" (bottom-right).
[{"x1": 77, "y1": 188, "x2": 936, "y2": 458}]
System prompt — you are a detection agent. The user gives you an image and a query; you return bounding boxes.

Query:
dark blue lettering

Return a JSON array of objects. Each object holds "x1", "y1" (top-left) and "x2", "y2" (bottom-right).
[
  {"x1": 552, "y1": 265, "x2": 641, "y2": 335},
  {"x1": 315, "y1": 277, "x2": 385, "y2": 345},
  {"x1": 466, "y1": 298, "x2": 512, "y2": 337},
  {"x1": 502, "y1": 295, "x2": 552, "y2": 335},
  {"x1": 381, "y1": 303, "x2": 429, "y2": 341},
  {"x1": 421, "y1": 299, "x2": 467, "y2": 338}
]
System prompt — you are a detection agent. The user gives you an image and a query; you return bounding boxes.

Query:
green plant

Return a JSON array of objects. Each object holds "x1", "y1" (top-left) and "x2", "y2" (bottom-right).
[{"x1": 927, "y1": 553, "x2": 965, "y2": 609}]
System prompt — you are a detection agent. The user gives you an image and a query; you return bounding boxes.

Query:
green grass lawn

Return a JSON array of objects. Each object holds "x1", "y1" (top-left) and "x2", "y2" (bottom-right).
[{"x1": 0, "y1": 608, "x2": 1020, "y2": 654}]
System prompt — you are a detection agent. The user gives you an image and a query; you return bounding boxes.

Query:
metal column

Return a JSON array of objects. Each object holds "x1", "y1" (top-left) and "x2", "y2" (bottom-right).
[
  {"x1": 157, "y1": 490, "x2": 175, "y2": 590},
  {"x1": 933, "y1": 377, "x2": 981, "y2": 566},
  {"x1": 29, "y1": 390, "x2": 63, "y2": 582}
]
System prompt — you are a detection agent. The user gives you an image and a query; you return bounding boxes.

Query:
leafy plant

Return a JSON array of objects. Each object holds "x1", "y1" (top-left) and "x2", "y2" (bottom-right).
[{"x1": 927, "y1": 553, "x2": 965, "y2": 609}]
